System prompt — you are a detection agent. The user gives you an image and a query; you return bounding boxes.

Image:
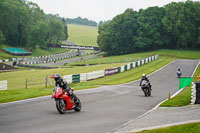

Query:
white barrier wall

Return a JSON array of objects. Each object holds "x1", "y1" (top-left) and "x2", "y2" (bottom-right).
[
  {"x1": 137, "y1": 61, "x2": 140, "y2": 66},
  {"x1": 145, "y1": 58, "x2": 148, "y2": 64},
  {"x1": 0, "y1": 80, "x2": 7, "y2": 90},
  {"x1": 149, "y1": 57, "x2": 152, "y2": 62},
  {"x1": 132, "y1": 62, "x2": 136, "y2": 68},
  {"x1": 121, "y1": 66, "x2": 125, "y2": 72},
  {"x1": 141, "y1": 60, "x2": 144, "y2": 65},
  {"x1": 87, "y1": 70, "x2": 105, "y2": 80},
  {"x1": 63, "y1": 75, "x2": 73, "y2": 83},
  {"x1": 127, "y1": 64, "x2": 131, "y2": 70},
  {"x1": 62, "y1": 54, "x2": 159, "y2": 84},
  {"x1": 152, "y1": 56, "x2": 155, "y2": 60},
  {"x1": 80, "y1": 73, "x2": 87, "y2": 82}
]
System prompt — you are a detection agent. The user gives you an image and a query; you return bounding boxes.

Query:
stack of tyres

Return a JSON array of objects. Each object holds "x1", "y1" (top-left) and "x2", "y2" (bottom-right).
[{"x1": 195, "y1": 81, "x2": 200, "y2": 104}]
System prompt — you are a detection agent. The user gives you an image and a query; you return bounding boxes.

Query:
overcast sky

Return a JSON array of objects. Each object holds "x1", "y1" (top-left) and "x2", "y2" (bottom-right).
[{"x1": 29, "y1": 0, "x2": 198, "y2": 22}]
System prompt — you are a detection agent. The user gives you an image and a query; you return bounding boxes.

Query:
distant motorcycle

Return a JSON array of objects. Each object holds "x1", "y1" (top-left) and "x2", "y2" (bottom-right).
[
  {"x1": 52, "y1": 86, "x2": 81, "y2": 114},
  {"x1": 141, "y1": 80, "x2": 151, "y2": 97},
  {"x1": 177, "y1": 71, "x2": 182, "y2": 78}
]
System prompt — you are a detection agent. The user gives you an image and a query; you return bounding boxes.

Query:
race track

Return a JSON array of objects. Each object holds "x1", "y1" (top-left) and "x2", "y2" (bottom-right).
[{"x1": 0, "y1": 59, "x2": 199, "y2": 133}]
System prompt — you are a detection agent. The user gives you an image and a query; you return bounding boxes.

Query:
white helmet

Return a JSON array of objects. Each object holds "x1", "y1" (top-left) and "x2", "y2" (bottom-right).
[{"x1": 142, "y1": 73, "x2": 146, "y2": 77}]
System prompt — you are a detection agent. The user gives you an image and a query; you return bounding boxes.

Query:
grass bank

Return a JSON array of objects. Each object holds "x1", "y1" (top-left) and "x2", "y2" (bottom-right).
[
  {"x1": 134, "y1": 122, "x2": 200, "y2": 133},
  {"x1": 67, "y1": 24, "x2": 98, "y2": 46}
]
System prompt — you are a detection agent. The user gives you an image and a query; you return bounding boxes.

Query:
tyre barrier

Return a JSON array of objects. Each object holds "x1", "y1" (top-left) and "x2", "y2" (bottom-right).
[{"x1": 191, "y1": 81, "x2": 200, "y2": 104}]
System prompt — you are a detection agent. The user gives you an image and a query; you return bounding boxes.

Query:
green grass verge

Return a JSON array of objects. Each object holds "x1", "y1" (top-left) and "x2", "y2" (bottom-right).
[
  {"x1": 0, "y1": 57, "x2": 172, "y2": 103},
  {"x1": 67, "y1": 24, "x2": 98, "y2": 46},
  {"x1": 160, "y1": 62, "x2": 200, "y2": 107},
  {"x1": 133, "y1": 122, "x2": 200, "y2": 133}
]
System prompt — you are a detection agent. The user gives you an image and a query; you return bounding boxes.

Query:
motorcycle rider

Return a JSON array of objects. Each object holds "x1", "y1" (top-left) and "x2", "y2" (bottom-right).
[
  {"x1": 54, "y1": 74, "x2": 79, "y2": 103},
  {"x1": 140, "y1": 74, "x2": 152, "y2": 90},
  {"x1": 177, "y1": 67, "x2": 182, "y2": 72},
  {"x1": 177, "y1": 67, "x2": 182, "y2": 76}
]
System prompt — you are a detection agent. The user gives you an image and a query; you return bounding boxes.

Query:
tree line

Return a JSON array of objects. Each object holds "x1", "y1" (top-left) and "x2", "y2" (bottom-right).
[
  {"x1": 97, "y1": 0, "x2": 200, "y2": 55},
  {"x1": 0, "y1": 0, "x2": 68, "y2": 50},
  {"x1": 66, "y1": 17, "x2": 97, "y2": 27}
]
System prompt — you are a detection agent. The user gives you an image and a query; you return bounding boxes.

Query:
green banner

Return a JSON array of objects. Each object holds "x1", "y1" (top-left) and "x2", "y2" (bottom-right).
[{"x1": 179, "y1": 77, "x2": 192, "y2": 89}]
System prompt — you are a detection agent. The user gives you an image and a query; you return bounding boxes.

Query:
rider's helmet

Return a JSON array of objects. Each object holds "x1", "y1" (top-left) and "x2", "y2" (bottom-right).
[
  {"x1": 54, "y1": 74, "x2": 61, "y2": 82},
  {"x1": 142, "y1": 73, "x2": 146, "y2": 78},
  {"x1": 178, "y1": 67, "x2": 181, "y2": 71}
]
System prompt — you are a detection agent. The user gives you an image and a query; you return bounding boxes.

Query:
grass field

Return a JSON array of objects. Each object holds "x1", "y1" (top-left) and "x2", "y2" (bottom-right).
[
  {"x1": 134, "y1": 122, "x2": 200, "y2": 133},
  {"x1": 67, "y1": 24, "x2": 98, "y2": 46}
]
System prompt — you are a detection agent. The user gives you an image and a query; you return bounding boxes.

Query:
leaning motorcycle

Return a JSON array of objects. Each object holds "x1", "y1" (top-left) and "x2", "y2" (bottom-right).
[
  {"x1": 52, "y1": 86, "x2": 81, "y2": 114},
  {"x1": 141, "y1": 80, "x2": 151, "y2": 97}
]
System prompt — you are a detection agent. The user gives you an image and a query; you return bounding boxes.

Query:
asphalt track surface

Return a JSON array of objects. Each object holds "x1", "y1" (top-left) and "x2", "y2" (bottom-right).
[{"x1": 0, "y1": 59, "x2": 199, "y2": 133}]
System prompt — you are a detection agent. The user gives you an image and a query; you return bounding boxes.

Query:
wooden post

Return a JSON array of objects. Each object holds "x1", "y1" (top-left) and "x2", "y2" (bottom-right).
[
  {"x1": 168, "y1": 93, "x2": 171, "y2": 100},
  {"x1": 45, "y1": 76, "x2": 48, "y2": 88},
  {"x1": 25, "y1": 78, "x2": 28, "y2": 89}
]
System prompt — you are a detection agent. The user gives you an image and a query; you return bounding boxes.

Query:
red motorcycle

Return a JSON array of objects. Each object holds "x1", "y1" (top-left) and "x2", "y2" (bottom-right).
[{"x1": 52, "y1": 86, "x2": 81, "y2": 114}]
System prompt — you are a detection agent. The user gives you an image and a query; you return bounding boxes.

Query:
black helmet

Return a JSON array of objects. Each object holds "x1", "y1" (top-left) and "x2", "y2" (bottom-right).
[{"x1": 54, "y1": 74, "x2": 61, "y2": 82}]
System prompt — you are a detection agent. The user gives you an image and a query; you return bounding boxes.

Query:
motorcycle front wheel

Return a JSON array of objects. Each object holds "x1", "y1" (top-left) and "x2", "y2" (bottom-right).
[
  {"x1": 74, "y1": 98, "x2": 81, "y2": 112},
  {"x1": 56, "y1": 99, "x2": 66, "y2": 114},
  {"x1": 148, "y1": 88, "x2": 151, "y2": 96},
  {"x1": 143, "y1": 88, "x2": 148, "y2": 97}
]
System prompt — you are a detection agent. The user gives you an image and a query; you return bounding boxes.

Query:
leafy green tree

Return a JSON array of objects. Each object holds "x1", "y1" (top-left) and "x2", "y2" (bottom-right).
[
  {"x1": 0, "y1": 30, "x2": 5, "y2": 44},
  {"x1": 28, "y1": 21, "x2": 48, "y2": 49},
  {"x1": 135, "y1": 7, "x2": 166, "y2": 50},
  {"x1": 47, "y1": 17, "x2": 65, "y2": 43},
  {"x1": 98, "y1": 9, "x2": 138, "y2": 55}
]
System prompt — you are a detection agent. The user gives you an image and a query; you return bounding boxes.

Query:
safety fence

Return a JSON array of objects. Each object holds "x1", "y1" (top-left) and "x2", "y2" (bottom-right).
[
  {"x1": 25, "y1": 75, "x2": 54, "y2": 89},
  {"x1": 0, "y1": 80, "x2": 7, "y2": 90},
  {"x1": 63, "y1": 54, "x2": 158, "y2": 83}
]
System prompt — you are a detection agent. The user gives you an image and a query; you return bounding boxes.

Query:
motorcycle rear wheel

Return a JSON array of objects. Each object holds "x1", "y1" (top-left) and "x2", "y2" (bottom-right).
[{"x1": 56, "y1": 99, "x2": 66, "y2": 114}]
